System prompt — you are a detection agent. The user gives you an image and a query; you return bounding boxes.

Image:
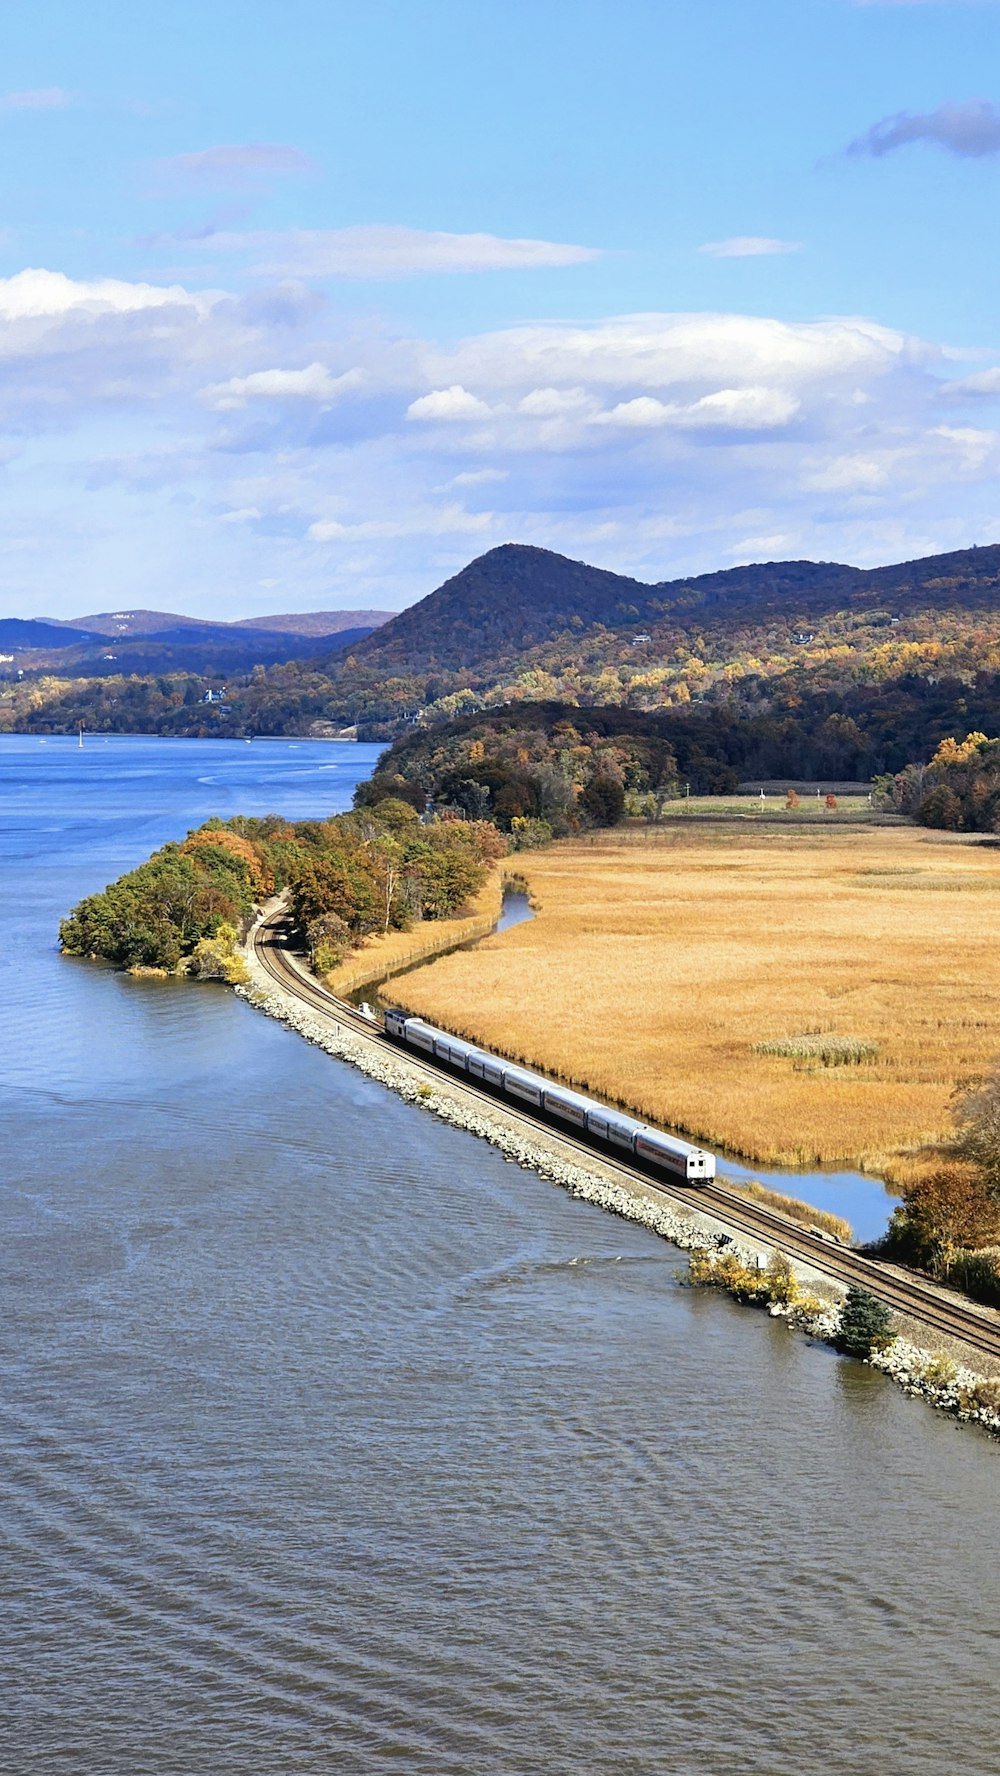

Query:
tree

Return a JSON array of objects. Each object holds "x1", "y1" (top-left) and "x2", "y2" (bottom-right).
[
  {"x1": 897, "y1": 1164, "x2": 1000, "y2": 1272},
  {"x1": 953, "y1": 1070, "x2": 1000, "y2": 1201},
  {"x1": 917, "y1": 785, "x2": 962, "y2": 829},
  {"x1": 581, "y1": 773, "x2": 626, "y2": 826},
  {"x1": 835, "y1": 1285, "x2": 895, "y2": 1359}
]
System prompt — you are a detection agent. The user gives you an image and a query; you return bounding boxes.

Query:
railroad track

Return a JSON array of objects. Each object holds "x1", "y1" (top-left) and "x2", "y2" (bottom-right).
[{"x1": 252, "y1": 913, "x2": 1000, "y2": 1366}]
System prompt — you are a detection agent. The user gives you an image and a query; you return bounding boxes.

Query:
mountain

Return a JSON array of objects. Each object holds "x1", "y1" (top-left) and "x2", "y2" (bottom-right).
[
  {"x1": 233, "y1": 609, "x2": 392, "y2": 636},
  {"x1": 336, "y1": 541, "x2": 1000, "y2": 679},
  {"x1": 6, "y1": 537, "x2": 1000, "y2": 743},
  {"x1": 0, "y1": 618, "x2": 103, "y2": 651},
  {"x1": 66, "y1": 607, "x2": 393, "y2": 638},
  {"x1": 336, "y1": 546, "x2": 659, "y2": 674},
  {"x1": 1, "y1": 605, "x2": 394, "y2": 678}
]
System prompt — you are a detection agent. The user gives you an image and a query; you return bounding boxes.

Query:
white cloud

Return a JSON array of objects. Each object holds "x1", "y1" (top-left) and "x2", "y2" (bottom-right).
[
  {"x1": 596, "y1": 386, "x2": 798, "y2": 432},
  {"x1": 187, "y1": 223, "x2": 600, "y2": 279},
  {"x1": 802, "y1": 452, "x2": 894, "y2": 493},
  {"x1": 308, "y1": 504, "x2": 493, "y2": 542},
  {"x1": 0, "y1": 87, "x2": 70, "y2": 113},
  {"x1": 699, "y1": 237, "x2": 802, "y2": 258},
  {"x1": 934, "y1": 423, "x2": 999, "y2": 468},
  {"x1": 516, "y1": 386, "x2": 595, "y2": 417},
  {"x1": 201, "y1": 362, "x2": 364, "y2": 411},
  {"x1": 683, "y1": 385, "x2": 801, "y2": 428},
  {"x1": 598, "y1": 396, "x2": 674, "y2": 428},
  {"x1": 945, "y1": 366, "x2": 1000, "y2": 396},
  {"x1": 0, "y1": 266, "x2": 212, "y2": 321},
  {"x1": 434, "y1": 313, "x2": 918, "y2": 396},
  {"x1": 447, "y1": 467, "x2": 509, "y2": 486},
  {"x1": 407, "y1": 385, "x2": 492, "y2": 421},
  {"x1": 0, "y1": 266, "x2": 990, "y2": 622}
]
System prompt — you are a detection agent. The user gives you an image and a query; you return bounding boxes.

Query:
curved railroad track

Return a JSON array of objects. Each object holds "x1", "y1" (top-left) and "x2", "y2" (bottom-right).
[{"x1": 252, "y1": 912, "x2": 1000, "y2": 1365}]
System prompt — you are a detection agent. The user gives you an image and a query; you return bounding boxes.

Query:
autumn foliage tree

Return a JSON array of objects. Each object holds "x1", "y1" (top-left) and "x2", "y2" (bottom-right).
[{"x1": 894, "y1": 1163, "x2": 1000, "y2": 1274}]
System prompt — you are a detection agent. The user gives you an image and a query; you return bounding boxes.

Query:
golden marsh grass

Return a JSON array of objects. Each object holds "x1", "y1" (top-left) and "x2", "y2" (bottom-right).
[{"x1": 388, "y1": 822, "x2": 1000, "y2": 1170}]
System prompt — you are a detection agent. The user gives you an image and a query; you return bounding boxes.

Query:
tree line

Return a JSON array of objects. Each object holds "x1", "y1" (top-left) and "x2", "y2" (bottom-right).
[{"x1": 60, "y1": 803, "x2": 505, "y2": 976}]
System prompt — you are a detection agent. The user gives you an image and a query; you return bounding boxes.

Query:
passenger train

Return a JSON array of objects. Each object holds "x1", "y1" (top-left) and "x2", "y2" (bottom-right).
[{"x1": 383, "y1": 1008, "x2": 715, "y2": 1183}]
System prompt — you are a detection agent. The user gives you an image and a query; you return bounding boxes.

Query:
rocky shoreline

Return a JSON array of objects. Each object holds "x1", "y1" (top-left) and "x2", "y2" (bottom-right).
[{"x1": 237, "y1": 951, "x2": 1000, "y2": 1444}]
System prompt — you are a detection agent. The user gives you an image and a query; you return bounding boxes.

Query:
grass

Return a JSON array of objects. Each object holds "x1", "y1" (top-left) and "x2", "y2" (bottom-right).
[
  {"x1": 388, "y1": 819, "x2": 1000, "y2": 1171},
  {"x1": 752, "y1": 1034, "x2": 878, "y2": 1066},
  {"x1": 730, "y1": 1181, "x2": 853, "y2": 1244}
]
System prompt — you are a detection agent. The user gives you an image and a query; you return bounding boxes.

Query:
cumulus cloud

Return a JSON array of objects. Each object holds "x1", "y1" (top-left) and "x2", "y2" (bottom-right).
[
  {"x1": 0, "y1": 266, "x2": 991, "y2": 621},
  {"x1": 157, "y1": 143, "x2": 317, "y2": 185},
  {"x1": 0, "y1": 266, "x2": 213, "y2": 322},
  {"x1": 0, "y1": 87, "x2": 71, "y2": 112},
  {"x1": 944, "y1": 366, "x2": 1000, "y2": 396},
  {"x1": 407, "y1": 385, "x2": 492, "y2": 421},
  {"x1": 186, "y1": 222, "x2": 600, "y2": 279},
  {"x1": 430, "y1": 313, "x2": 918, "y2": 400},
  {"x1": 848, "y1": 99, "x2": 1000, "y2": 158},
  {"x1": 595, "y1": 387, "x2": 799, "y2": 432},
  {"x1": 699, "y1": 237, "x2": 802, "y2": 257},
  {"x1": 201, "y1": 362, "x2": 365, "y2": 410}
]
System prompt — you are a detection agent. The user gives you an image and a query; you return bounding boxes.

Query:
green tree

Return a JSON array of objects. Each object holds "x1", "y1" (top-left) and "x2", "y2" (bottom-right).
[
  {"x1": 581, "y1": 773, "x2": 625, "y2": 827},
  {"x1": 835, "y1": 1285, "x2": 895, "y2": 1359}
]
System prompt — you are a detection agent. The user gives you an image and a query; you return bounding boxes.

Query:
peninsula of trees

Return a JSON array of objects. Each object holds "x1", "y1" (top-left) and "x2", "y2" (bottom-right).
[{"x1": 59, "y1": 803, "x2": 505, "y2": 975}]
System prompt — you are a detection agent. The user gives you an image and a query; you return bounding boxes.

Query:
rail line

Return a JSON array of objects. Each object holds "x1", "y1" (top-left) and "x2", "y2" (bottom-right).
[{"x1": 251, "y1": 913, "x2": 1000, "y2": 1365}]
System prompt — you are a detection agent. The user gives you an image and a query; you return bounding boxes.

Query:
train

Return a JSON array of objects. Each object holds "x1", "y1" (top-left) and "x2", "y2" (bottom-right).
[{"x1": 383, "y1": 1008, "x2": 715, "y2": 1184}]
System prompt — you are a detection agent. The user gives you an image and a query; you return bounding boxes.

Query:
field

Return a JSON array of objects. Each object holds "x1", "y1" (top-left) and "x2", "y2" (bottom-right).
[{"x1": 387, "y1": 820, "x2": 1000, "y2": 1171}]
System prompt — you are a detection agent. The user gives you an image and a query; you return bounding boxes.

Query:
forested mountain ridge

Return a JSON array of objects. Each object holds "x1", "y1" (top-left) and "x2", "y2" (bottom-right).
[
  {"x1": 4, "y1": 539, "x2": 1000, "y2": 741},
  {"x1": 329, "y1": 540, "x2": 1000, "y2": 681}
]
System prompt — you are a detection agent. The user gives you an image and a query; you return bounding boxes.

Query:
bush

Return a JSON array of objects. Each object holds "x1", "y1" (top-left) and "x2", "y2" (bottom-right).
[
  {"x1": 764, "y1": 1250, "x2": 799, "y2": 1305},
  {"x1": 835, "y1": 1285, "x2": 895, "y2": 1359},
  {"x1": 948, "y1": 1248, "x2": 1000, "y2": 1309}
]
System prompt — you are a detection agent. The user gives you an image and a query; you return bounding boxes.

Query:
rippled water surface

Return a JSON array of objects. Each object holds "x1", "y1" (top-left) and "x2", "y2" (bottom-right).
[{"x1": 1, "y1": 735, "x2": 998, "y2": 1776}]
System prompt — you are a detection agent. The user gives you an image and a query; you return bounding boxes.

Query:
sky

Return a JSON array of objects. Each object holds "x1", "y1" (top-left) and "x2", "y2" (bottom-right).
[{"x1": 4, "y1": 0, "x2": 1000, "y2": 619}]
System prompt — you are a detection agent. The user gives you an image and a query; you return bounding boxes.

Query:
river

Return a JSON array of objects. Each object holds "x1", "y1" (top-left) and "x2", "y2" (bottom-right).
[{"x1": 1, "y1": 733, "x2": 998, "y2": 1776}]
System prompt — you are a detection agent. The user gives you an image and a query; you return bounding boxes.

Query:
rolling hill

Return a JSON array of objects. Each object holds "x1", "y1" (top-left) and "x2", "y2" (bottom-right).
[{"x1": 1, "y1": 606, "x2": 394, "y2": 678}]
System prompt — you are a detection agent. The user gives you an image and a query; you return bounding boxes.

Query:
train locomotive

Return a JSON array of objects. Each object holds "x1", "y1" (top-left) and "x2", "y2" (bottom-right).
[{"x1": 383, "y1": 1009, "x2": 715, "y2": 1184}]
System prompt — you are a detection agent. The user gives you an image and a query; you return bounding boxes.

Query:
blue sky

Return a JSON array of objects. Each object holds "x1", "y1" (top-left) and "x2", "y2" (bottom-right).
[{"x1": 4, "y1": 0, "x2": 1000, "y2": 618}]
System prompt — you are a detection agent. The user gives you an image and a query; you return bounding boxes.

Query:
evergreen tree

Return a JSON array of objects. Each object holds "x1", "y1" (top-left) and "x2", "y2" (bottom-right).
[{"x1": 835, "y1": 1285, "x2": 895, "y2": 1359}]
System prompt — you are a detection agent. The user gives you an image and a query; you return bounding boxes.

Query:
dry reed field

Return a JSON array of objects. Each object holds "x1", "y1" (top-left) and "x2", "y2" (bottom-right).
[{"x1": 388, "y1": 822, "x2": 1000, "y2": 1170}]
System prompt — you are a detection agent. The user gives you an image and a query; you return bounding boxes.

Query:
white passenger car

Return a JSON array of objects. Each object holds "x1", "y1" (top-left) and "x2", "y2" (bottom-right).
[{"x1": 382, "y1": 1009, "x2": 715, "y2": 1183}]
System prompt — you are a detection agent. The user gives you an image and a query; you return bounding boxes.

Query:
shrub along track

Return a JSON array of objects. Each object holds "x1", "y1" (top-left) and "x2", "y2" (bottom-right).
[{"x1": 252, "y1": 911, "x2": 1000, "y2": 1367}]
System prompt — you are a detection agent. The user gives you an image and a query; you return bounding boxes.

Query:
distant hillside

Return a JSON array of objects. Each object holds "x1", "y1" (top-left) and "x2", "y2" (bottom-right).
[
  {"x1": 1, "y1": 605, "x2": 391, "y2": 679},
  {"x1": 0, "y1": 618, "x2": 102, "y2": 651},
  {"x1": 234, "y1": 609, "x2": 393, "y2": 636},
  {"x1": 336, "y1": 541, "x2": 1000, "y2": 680},
  {"x1": 67, "y1": 607, "x2": 393, "y2": 638}
]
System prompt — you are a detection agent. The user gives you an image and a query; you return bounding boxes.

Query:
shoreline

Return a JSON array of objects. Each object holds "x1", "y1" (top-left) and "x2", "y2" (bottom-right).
[{"x1": 238, "y1": 915, "x2": 1000, "y2": 1442}]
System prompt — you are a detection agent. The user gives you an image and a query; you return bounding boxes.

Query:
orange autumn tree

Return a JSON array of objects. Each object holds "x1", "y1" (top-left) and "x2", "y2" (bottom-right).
[{"x1": 180, "y1": 827, "x2": 274, "y2": 899}]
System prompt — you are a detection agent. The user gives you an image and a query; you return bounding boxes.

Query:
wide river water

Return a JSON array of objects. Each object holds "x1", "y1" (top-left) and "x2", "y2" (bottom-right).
[{"x1": 1, "y1": 734, "x2": 998, "y2": 1776}]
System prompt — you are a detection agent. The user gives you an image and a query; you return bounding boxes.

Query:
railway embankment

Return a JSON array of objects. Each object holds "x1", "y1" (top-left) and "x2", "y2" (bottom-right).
[{"x1": 239, "y1": 909, "x2": 1000, "y2": 1442}]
